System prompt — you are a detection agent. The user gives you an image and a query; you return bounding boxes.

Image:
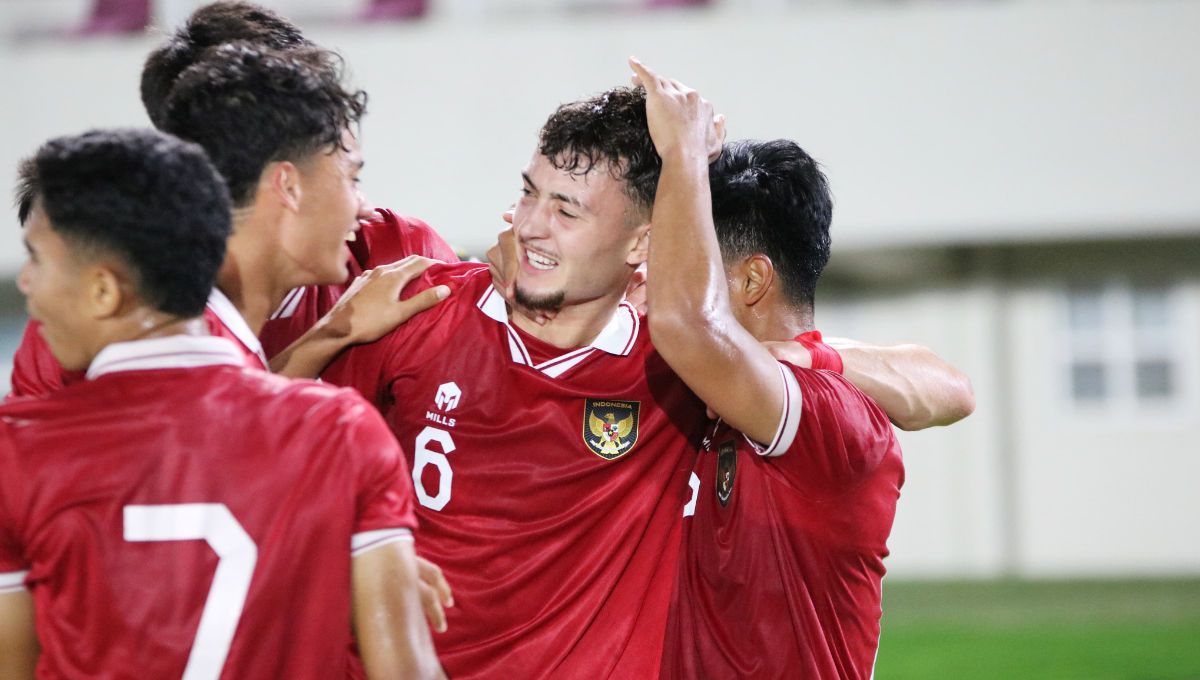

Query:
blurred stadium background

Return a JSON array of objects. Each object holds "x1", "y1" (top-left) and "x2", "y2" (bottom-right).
[{"x1": 1, "y1": 0, "x2": 1198, "y2": 676}]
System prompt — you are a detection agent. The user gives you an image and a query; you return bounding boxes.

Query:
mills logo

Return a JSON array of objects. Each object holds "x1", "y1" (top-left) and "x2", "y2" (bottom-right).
[
  {"x1": 435, "y1": 382, "x2": 461, "y2": 411},
  {"x1": 582, "y1": 399, "x2": 641, "y2": 460}
]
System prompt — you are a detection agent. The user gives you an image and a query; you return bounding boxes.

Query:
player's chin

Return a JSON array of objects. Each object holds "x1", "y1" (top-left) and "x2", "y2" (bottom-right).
[{"x1": 315, "y1": 252, "x2": 351, "y2": 286}]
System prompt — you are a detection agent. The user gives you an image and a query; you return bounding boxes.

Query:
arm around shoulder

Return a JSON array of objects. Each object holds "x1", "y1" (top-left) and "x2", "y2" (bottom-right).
[{"x1": 832, "y1": 339, "x2": 975, "y2": 431}]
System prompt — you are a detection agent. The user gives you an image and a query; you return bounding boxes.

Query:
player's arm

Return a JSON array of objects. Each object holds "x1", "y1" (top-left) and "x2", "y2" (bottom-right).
[
  {"x1": 764, "y1": 338, "x2": 975, "y2": 431},
  {"x1": 352, "y1": 541, "x2": 446, "y2": 680},
  {"x1": 0, "y1": 590, "x2": 37, "y2": 680},
  {"x1": 271, "y1": 256, "x2": 450, "y2": 379},
  {"x1": 634, "y1": 59, "x2": 786, "y2": 444}
]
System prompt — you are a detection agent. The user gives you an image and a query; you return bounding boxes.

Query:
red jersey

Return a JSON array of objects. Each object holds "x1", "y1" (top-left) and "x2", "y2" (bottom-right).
[
  {"x1": 662, "y1": 337, "x2": 904, "y2": 680},
  {"x1": 322, "y1": 263, "x2": 705, "y2": 679},
  {"x1": 8, "y1": 288, "x2": 267, "y2": 399},
  {"x1": 0, "y1": 335, "x2": 416, "y2": 680},
  {"x1": 259, "y1": 208, "x2": 460, "y2": 359}
]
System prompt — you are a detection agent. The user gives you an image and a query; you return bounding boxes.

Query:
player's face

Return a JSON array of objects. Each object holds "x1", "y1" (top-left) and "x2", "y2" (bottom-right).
[
  {"x1": 18, "y1": 205, "x2": 98, "y2": 371},
  {"x1": 290, "y1": 129, "x2": 372, "y2": 284},
  {"x1": 510, "y1": 152, "x2": 647, "y2": 312}
]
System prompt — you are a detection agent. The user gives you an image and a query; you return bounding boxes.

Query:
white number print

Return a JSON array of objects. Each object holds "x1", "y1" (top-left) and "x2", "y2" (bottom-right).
[
  {"x1": 683, "y1": 472, "x2": 700, "y2": 517},
  {"x1": 123, "y1": 504, "x2": 258, "y2": 680},
  {"x1": 413, "y1": 426, "x2": 456, "y2": 511}
]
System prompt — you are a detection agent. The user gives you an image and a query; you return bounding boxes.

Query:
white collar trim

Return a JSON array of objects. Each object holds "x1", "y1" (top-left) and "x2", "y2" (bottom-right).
[
  {"x1": 207, "y1": 287, "x2": 268, "y2": 365},
  {"x1": 87, "y1": 335, "x2": 245, "y2": 380},
  {"x1": 475, "y1": 285, "x2": 640, "y2": 377}
]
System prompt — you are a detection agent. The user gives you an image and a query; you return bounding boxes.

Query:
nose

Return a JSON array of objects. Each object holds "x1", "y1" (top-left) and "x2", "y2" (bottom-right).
[
  {"x1": 355, "y1": 186, "x2": 375, "y2": 221},
  {"x1": 16, "y1": 261, "x2": 32, "y2": 296},
  {"x1": 513, "y1": 199, "x2": 551, "y2": 242}
]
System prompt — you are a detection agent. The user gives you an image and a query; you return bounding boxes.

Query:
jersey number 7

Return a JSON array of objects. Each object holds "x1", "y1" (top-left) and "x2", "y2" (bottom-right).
[{"x1": 124, "y1": 504, "x2": 258, "y2": 680}]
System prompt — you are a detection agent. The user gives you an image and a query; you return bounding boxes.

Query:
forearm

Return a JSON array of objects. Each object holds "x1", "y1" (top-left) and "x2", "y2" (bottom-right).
[
  {"x1": 647, "y1": 149, "x2": 783, "y2": 443},
  {"x1": 0, "y1": 591, "x2": 38, "y2": 680},
  {"x1": 836, "y1": 342, "x2": 975, "y2": 431},
  {"x1": 353, "y1": 544, "x2": 445, "y2": 680},
  {"x1": 647, "y1": 149, "x2": 726, "y2": 331},
  {"x1": 268, "y1": 318, "x2": 354, "y2": 378}
]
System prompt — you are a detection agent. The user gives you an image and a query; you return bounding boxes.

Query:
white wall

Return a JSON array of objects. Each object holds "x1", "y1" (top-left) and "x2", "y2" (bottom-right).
[{"x1": 3, "y1": 0, "x2": 1200, "y2": 276}]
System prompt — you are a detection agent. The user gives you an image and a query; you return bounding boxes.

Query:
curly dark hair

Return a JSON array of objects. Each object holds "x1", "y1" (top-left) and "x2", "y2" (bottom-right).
[
  {"x1": 710, "y1": 139, "x2": 833, "y2": 308},
  {"x1": 160, "y1": 41, "x2": 366, "y2": 207},
  {"x1": 141, "y1": 1, "x2": 311, "y2": 129},
  {"x1": 538, "y1": 86, "x2": 660, "y2": 221},
  {"x1": 16, "y1": 128, "x2": 231, "y2": 317}
]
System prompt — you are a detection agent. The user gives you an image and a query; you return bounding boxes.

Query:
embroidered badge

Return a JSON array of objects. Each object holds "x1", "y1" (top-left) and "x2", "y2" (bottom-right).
[
  {"x1": 583, "y1": 398, "x2": 641, "y2": 460},
  {"x1": 716, "y1": 439, "x2": 737, "y2": 506}
]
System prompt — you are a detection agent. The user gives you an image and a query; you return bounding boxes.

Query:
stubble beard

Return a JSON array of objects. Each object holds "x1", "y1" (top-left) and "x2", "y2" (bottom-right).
[{"x1": 513, "y1": 284, "x2": 566, "y2": 313}]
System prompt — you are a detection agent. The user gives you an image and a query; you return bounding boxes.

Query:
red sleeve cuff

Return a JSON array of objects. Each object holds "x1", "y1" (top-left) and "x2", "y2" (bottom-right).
[{"x1": 796, "y1": 331, "x2": 844, "y2": 374}]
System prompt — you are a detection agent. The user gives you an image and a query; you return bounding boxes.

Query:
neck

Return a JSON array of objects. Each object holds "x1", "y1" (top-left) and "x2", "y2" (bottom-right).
[
  {"x1": 508, "y1": 286, "x2": 627, "y2": 350},
  {"x1": 743, "y1": 298, "x2": 815, "y2": 343},
  {"x1": 86, "y1": 312, "x2": 210, "y2": 366},
  {"x1": 216, "y1": 208, "x2": 290, "y2": 336}
]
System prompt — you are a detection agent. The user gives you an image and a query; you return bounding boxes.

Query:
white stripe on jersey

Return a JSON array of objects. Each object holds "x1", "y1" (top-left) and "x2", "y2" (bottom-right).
[
  {"x1": 0, "y1": 570, "x2": 29, "y2": 593},
  {"x1": 744, "y1": 362, "x2": 803, "y2": 457},
  {"x1": 350, "y1": 528, "x2": 414, "y2": 557}
]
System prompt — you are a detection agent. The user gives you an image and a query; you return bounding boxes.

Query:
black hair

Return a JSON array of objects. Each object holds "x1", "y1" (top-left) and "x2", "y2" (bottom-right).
[
  {"x1": 710, "y1": 139, "x2": 833, "y2": 308},
  {"x1": 160, "y1": 41, "x2": 366, "y2": 206},
  {"x1": 538, "y1": 87, "x2": 660, "y2": 221},
  {"x1": 141, "y1": 1, "x2": 311, "y2": 129},
  {"x1": 15, "y1": 128, "x2": 231, "y2": 317}
]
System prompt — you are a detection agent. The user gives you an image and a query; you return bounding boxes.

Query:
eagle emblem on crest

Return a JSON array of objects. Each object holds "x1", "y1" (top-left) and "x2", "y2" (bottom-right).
[{"x1": 583, "y1": 399, "x2": 641, "y2": 460}]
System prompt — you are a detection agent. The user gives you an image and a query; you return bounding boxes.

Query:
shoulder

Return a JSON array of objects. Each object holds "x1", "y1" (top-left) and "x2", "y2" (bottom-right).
[
  {"x1": 356, "y1": 208, "x2": 460, "y2": 266},
  {"x1": 401, "y1": 260, "x2": 490, "y2": 299}
]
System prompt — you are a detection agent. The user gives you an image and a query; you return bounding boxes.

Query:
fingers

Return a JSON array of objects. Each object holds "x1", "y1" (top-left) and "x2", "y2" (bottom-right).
[
  {"x1": 416, "y1": 555, "x2": 454, "y2": 633},
  {"x1": 419, "y1": 581, "x2": 447, "y2": 633},
  {"x1": 396, "y1": 285, "x2": 451, "y2": 322}
]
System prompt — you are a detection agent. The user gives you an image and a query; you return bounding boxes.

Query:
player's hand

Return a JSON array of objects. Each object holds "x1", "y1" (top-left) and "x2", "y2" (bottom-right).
[
  {"x1": 761, "y1": 340, "x2": 814, "y2": 369},
  {"x1": 416, "y1": 555, "x2": 454, "y2": 634},
  {"x1": 486, "y1": 211, "x2": 555, "y2": 325},
  {"x1": 326, "y1": 255, "x2": 451, "y2": 345},
  {"x1": 628, "y1": 57, "x2": 725, "y2": 163},
  {"x1": 486, "y1": 222, "x2": 518, "y2": 304}
]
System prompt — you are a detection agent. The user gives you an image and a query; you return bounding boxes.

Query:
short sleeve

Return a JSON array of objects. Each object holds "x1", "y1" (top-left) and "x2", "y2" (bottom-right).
[
  {"x1": 758, "y1": 363, "x2": 895, "y2": 497},
  {"x1": 0, "y1": 425, "x2": 30, "y2": 590},
  {"x1": 8, "y1": 320, "x2": 82, "y2": 399},
  {"x1": 338, "y1": 396, "x2": 417, "y2": 557}
]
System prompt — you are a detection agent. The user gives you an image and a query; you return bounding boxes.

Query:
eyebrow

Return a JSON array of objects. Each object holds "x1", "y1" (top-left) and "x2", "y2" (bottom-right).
[{"x1": 522, "y1": 171, "x2": 589, "y2": 214}]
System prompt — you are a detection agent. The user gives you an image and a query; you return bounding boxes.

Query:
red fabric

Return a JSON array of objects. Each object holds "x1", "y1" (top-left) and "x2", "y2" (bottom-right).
[
  {"x1": 8, "y1": 309, "x2": 265, "y2": 401},
  {"x1": 662, "y1": 360, "x2": 904, "y2": 680},
  {"x1": 796, "y1": 329, "x2": 844, "y2": 374},
  {"x1": 322, "y1": 263, "x2": 705, "y2": 679},
  {"x1": 258, "y1": 208, "x2": 460, "y2": 360},
  {"x1": 0, "y1": 365, "x2": 414, "y2": 679}
]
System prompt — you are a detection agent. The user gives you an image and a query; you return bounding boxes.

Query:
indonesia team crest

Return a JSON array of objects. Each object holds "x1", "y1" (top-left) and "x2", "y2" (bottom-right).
[
  {"x1": 583, "y1": 399, "x2": 641, "y2": 460},
  {"x1": 716, "y1": 440, "x2": 737, "y2": 506}
]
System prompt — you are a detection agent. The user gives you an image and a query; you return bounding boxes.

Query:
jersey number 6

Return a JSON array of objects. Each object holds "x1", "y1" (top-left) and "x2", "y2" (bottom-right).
[
  {"x1": 124, "y1": 504, "x2": 258, "y2": 680},
  {"x1": 413, "y1": 426, "x2": 455, "y2": 511}
]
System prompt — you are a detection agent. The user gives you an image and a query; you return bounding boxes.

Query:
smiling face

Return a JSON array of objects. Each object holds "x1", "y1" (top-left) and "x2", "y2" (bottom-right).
[
  {"x1": 17, "y1": 203, "x2": 103, "y2": 371},
  {"x1": 510, "y1": 151, "x2": 649, "y2": 314},
  {"x1": 286, "y1": 129, "x2": 372, "y2": 285}
]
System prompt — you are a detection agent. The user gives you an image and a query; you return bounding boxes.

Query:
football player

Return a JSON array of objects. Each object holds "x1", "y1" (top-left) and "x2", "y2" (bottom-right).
[{"x1": 0, "y1": 128, "x2": 442, "y2": 680}]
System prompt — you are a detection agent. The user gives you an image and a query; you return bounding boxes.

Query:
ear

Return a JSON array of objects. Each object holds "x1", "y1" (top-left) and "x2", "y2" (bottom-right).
[
  {"x1": 741, "y1": 254, "x2": 775, "y2": 306},
  {"x1": 625, "y1": 221, "x2": 652, "y2": 267},
  {"x1": 265, "y1": 160, "x2": 303, "y2": 214},
  {"x1": 83, "y1": 263, "x2": 127, "y2": 320}
]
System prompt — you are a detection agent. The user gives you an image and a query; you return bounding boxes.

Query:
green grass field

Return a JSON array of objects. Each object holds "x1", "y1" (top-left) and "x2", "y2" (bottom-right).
[{"x1": 875, "y1": 579, "x2": 1200, "y2": 679}]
